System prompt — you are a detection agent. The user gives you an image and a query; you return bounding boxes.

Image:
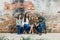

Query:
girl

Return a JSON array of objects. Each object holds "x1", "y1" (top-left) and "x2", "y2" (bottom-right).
[
  {"x1": 16, "y1": 14, "x2": 23, "y2": 34},
  {"x1": 23, "y1": 12, "x2": 30, "y2": 34},
  {"x1": 29, "y1": 16, "x2": 34, "y2": 34}
]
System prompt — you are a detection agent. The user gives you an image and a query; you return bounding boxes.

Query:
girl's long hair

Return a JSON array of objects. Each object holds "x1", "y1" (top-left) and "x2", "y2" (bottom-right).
[
  {"x1": 24, "y1": 12, "x2": 29, "y2": 22},
  {"x1": 17, "y1": 14, "x2": 22, "y2": 19}
]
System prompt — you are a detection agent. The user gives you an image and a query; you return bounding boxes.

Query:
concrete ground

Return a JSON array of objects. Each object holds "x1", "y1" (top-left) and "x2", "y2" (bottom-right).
[{"x1": 0, "y1": 33, "x2": 60, "y2": 40}]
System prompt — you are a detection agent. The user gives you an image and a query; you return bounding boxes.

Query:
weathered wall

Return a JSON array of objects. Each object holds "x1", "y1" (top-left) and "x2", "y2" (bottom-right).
[{"x1": 0, "y1": 0, "x2": 60, "y2": 32}]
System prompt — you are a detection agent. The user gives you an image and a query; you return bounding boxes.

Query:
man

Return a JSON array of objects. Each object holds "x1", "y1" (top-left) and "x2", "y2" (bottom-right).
[{"x1": 38, "y1": 13, "x2": 46, "y2": 35}]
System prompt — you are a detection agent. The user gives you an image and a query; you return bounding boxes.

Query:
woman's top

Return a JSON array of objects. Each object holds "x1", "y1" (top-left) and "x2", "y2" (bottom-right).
[
  {"x1": 16, "y1": 19, "x2": 22, "y2": 25},
  {"x1": 24, "y1": 18, "x2": 29, "y2": 24},
  {"x1": 22, "y1": 17, "x2": 29, "y2": 26},
  {"x1": 29, "y1": 19, "x2": 34, "y2": 25}
]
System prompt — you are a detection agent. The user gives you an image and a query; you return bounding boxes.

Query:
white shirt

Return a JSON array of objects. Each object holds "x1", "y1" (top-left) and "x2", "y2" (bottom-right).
[
  {"x1": 22, "y1": 18, "x2": 29, "y2": 26},
  {"x1": 24, "y1": 18, "x2": 29, "y2": 24}
]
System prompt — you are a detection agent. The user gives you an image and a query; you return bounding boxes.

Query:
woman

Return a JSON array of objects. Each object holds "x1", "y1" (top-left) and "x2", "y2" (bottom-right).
[
  {"x1": 16, "y1": 14, "x2": 23, "y2": 34},
  {"x1": 23, "y1": 12, "x2": 30, "y2": 34},
  {"x1": 29, "y1": 16, "x2": 34, "y2": 34}
]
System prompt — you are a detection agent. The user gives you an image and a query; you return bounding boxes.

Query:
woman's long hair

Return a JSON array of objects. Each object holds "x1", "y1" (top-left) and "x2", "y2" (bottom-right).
[
  {"x1": 24, "y1": 12, "x2": 29, "y2": 22},
  {"x1": 16, "y1": 14, "x2": 22, "y2": 19}
]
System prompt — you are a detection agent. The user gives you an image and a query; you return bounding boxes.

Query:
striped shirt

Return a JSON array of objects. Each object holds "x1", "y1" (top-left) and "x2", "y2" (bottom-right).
[{"x1": 16, "y1": 19, "x2": 22, "y2": 25}]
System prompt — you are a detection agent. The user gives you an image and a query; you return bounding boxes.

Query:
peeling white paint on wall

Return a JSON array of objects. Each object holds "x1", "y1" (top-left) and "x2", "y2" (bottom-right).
[
  {"x1": 24, "y1": 0, "x2": 60, "y2": 15},
  {"x1": 0, "y1": 0, "x2": 60, "y2": 15}
]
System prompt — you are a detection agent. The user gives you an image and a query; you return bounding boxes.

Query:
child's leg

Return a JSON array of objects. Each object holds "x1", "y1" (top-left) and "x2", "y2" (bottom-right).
[
  {"x1": 26, "y1": 24, "x2": 30, "y2": 33},
  {"x1": 24, "y1": 24, "x2": 30, "y2": 34},
  {"x1": 20, "y1": 27, "x2": 23, "y2": 34},
  {"x1": 39, "y1": 23, "x2": 43, "y2": 34},
  {"x1": 17, "y1": 28, "x2": 21, "y2": 34},
  {"x1": 44, "y1": 24, "x2": 47, "y2": 34},
  {"x1": 17, "y1": 25, "x2": 22, "y2": 34},
  {"x1": 31, "y1": 25, "x2": 34, "y2": 33},
  {"x1": 29, "y1": 25, "x2": 32, "y2": 33},
  {"x1": 29, "y1": 25, "x2": 34, "y2": 33},
  {"x1": 34, "y1": 24, "x2": 39, "y2": 33},
  {"x1": 24, "y1": 24, "x2": 27, "y2": 34},
  {"x1": 39, "y1": 27, "x2": 43, "y2": 33}
]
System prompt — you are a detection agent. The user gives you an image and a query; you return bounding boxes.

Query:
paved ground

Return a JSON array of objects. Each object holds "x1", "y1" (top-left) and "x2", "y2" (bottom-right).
[{"x1": 0, "y1": 33, "x2": 60, "y2": 40}]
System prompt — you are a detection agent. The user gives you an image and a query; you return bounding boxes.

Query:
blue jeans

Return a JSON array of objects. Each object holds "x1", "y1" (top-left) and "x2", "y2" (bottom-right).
[
  {"x1": 34, "y1": 24, "x2": 39, "y2": 32},
  {"x1": 17, "y1": 25, "x2": 23, "y2": 34},
  {"x1": 39, "y1": 22, "x2": 46, "y2": 33},
  {"x1": 24, "y1": 24, "x2": 30, "y2": 32}
]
